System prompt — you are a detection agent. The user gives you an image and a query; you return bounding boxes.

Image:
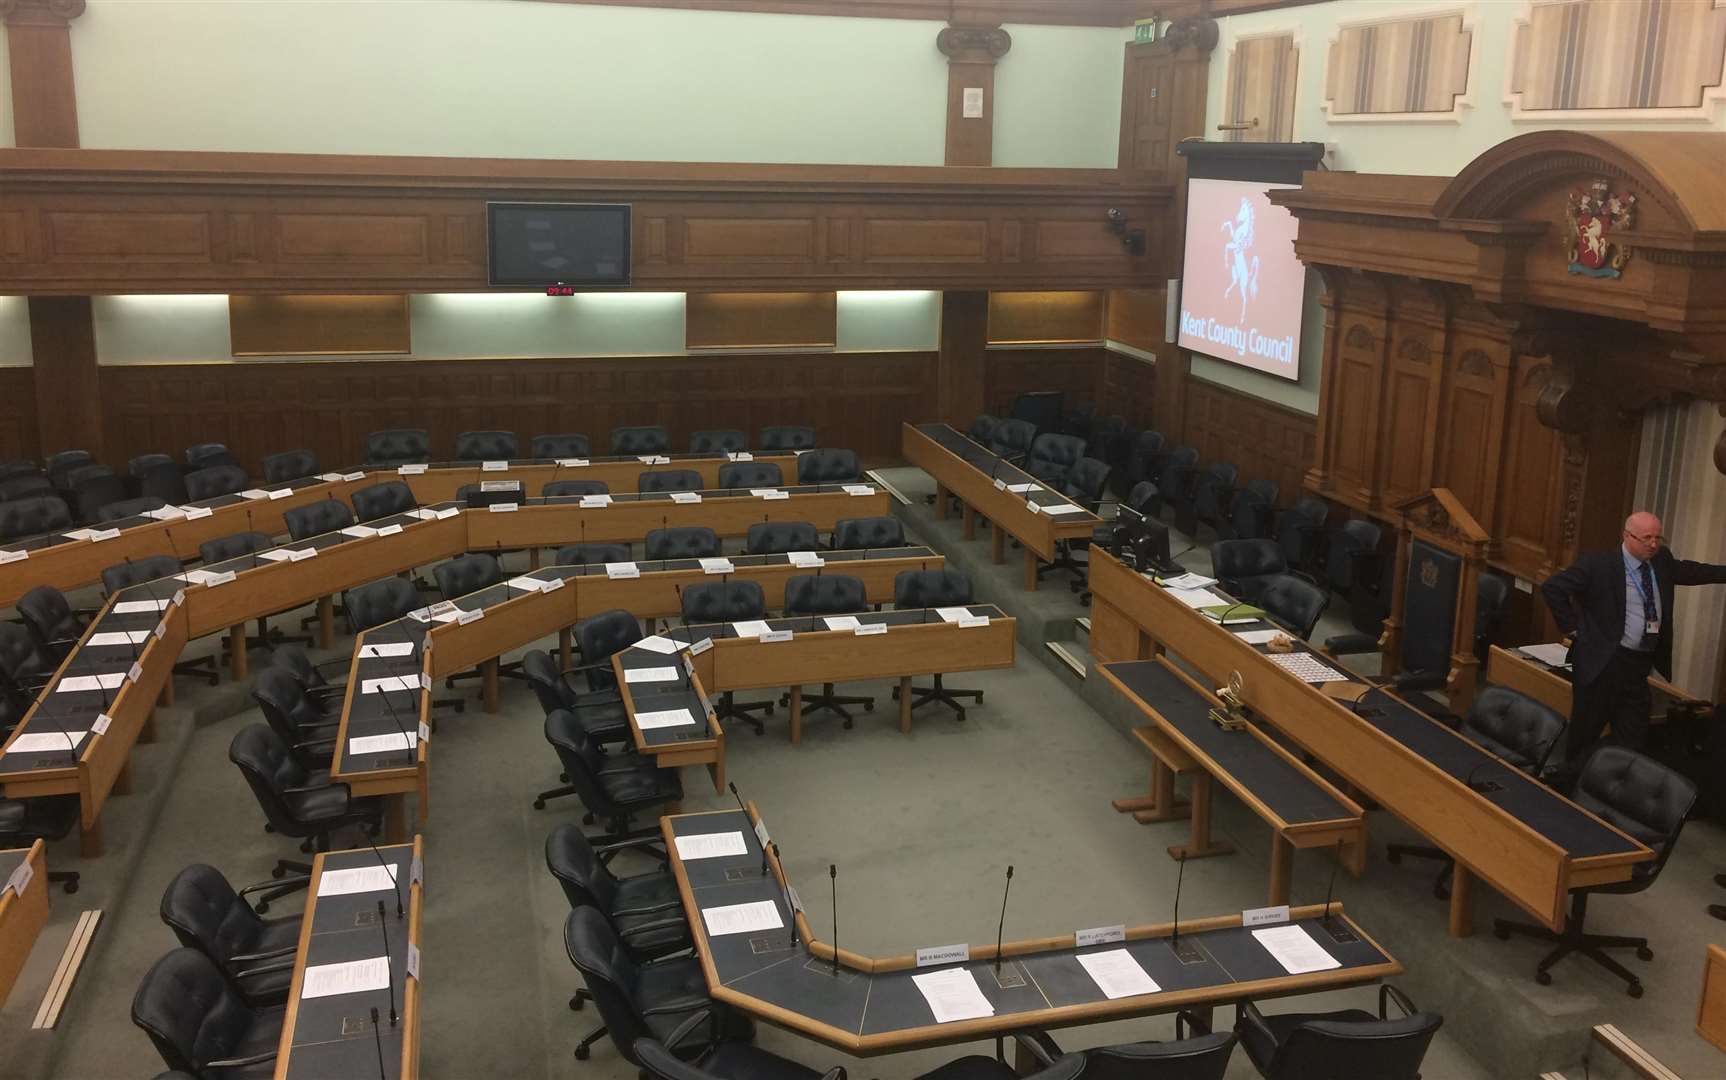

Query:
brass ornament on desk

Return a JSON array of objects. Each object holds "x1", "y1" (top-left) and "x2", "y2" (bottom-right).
[{"x1": 1211, "y1": 671, "x2": 1248, "y2": 731}]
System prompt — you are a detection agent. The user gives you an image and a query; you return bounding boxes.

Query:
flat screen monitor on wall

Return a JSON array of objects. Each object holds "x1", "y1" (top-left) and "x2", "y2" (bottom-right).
[
  {"x1": 487, "y1": 203, "x2": 631, "y2": 288},
  {"x1": 1176, "y1": 178, "x2": 1304, "y2": 382}
]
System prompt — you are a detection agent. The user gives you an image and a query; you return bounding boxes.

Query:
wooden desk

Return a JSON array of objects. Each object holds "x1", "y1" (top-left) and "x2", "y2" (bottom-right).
[
  {"x1": 1698, "y1": 943, "x2": 1726, "y2": 1053},
  {"x1": 665, "y1": 805, "x2": 1400, "y2": 1056},
  {"x1": 401, "y1": 454, "x2": 799, "y2": 503},
  {"x1": 1484, "y1": 645, "x2": 1708, "y2": 728},
  {"x1": 613, "y1": 647, "x2": 726, "y2": 794},
  {"x1": 902, "y1": 422, "x2": 1099, "y2": 591},
  {"x1": 1101, "y1": 658, "x2": 1367, "y2": 906},
  {"x1": 0, "y1": 841, "x2": 49, "y2": 1008},
  {"x1": 462, "y1": 486, "x2": 888, "y2": 549},
  {"x1": 661, "y1": 606, "x2": 1017, "y2": 743},
  {"x1": 1088, "y1": 549, "x2": 1652, "y2": 937},
  {"x1": 275, "y1": 837, "x2": 422, "y2": 1080}
]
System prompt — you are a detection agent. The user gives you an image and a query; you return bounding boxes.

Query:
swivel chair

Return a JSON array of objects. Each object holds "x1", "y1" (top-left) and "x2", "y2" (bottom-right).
[
  {"x1": 891, "y1": 569, "x2": 984, "y2": 721},
  {"x1": 716, "y1": 462, "x2": 782, "y2": 490},
  {"x1": 184, "y1": 465, "x2": 250, "y2": 502},
  {"x1": 796, "y1": 448, "x2": 861, "y2": 487},
  {"x1": 158, "y1": 863, "x2": 305, "y2": 1007},
  {"x1": 689, "y1": 430, "x2": 747, "y2": 455},
  {"x1": 638, "y1": 469, "x2": 704, "y2": 495},
  {"x1": 532, "y1": 433, "x2": 594, "y2": 459},
  {"x1": 455, "y1": 430, "x2": 518, "y2": 461},
  {"x1": 261, "y1": 449, "x2": 320, "y2": 485},
  {"x1": 744, "y1": 521, "x2": 820, "y2": 555},
  {"x1": 131, "y1": 948, "x2": 286, "y2": 1079},
  {"x1": 781, "y1": 574, "x2": 873, "y2": 727},
  {"x1": 364, "y1": 428, "x2": 431, "y2": 466},
  {"x1": 679, "y1": 582, "x2": 775, "y2": 733},
  {"x1": 1236, "y1": 985, "x2": 1441, "y2": 1080},
  {"x1": 611, "y1": 426, "x2": 671, "y2": 455},
  {"x1": 758, "y1": 425, "x2": 817, "y2": 452},
  {"x1": 1257, "y1": 574, "x2": 1330, "y2": 642}
]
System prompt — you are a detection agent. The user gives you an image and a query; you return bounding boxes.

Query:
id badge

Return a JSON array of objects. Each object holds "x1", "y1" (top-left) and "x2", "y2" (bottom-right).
[{"x1": 1645, "y1": 618, "x2": 1661, "y2": 636}]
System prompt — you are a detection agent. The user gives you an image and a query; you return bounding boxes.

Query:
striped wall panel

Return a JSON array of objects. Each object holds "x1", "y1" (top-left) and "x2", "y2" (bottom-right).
[
  {"x1": 1510, "y1": 0, "x2": 1726, "y2": 111},
  {"x1": 1325, "y1": 13, "x2": 1472, "y2": 115},
  {"x1": 1223, "y1": 34, "x2": 1300, "y2": 142}
]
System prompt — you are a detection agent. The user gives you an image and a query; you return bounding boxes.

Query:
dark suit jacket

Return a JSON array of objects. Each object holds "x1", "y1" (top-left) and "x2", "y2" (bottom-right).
[{"x1": 1540, "y1": 547, "x2": 1726, "y2": 686}]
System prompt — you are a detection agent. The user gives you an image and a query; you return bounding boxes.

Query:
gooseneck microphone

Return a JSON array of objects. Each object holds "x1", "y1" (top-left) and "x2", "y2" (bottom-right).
[
  {"x1": 993, "y1": 865, "x2": 1015, "y2": 975},
  {"x1": 770, "y1": 842, "x2": 798, "y2": 947},
  {"x1": 729, "y1": 782, "x2": 768, "y2": 877},
  {"x1": 1170, "y1": 850, "x2": 1187, "y2": 951},
  {"x1": 370, "y1": 1007, "x2": 387, "y2": 1080},
  {"x1": 377, "y1": 683, "x2": 417, "y2": 769},
  {"x1": 829, "y1": 864, "x2": 839, "y2": 977},
  {"x1": 368, "y1": 835, "x2": 405, "y2": 919},
  {"x1": 1322, "y1": 839, "x2": 1342, "y2": 929},
  {"x1": 497, "y1": 541, "x2": 511, "y2": 598},
  {"x1": 672, "y1": 585, "x2": 695, "y2": 688},
  {"x1": 376, "y1": 900, "x2": 398, "y2": 1026}
]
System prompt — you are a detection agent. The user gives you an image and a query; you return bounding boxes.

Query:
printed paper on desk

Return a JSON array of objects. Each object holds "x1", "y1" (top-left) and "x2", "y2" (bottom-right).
[
  {"x1": 843, "y1": 484, "x2": 874, "y2": 496},
  {"x1": 237, "y1": 489, "x2": 271, "y2": 500},
  {"x1": 1251, "y1": 924, "x2": 1341, "y2": 975},
  {"x1": 786, "y1": 551, "x2": 824, "y2": 568},
  {"x1": 89, "y1": 630, "x2": 150, "y2": 647},
  {"x1": 674, "y1": 832, "x2": 748, "y2": 861},
  {"x1": 935, "y1": 607, "x2": 972, "y2": 623},
  {"x1": 605, "y1": 562, "x2": 640, "y2": 580},
  {"x1": 258, "y1": 549, "x2": 295, "y2": 563},
  {"x1": 319, "y1": 472, "x2": 347, "y2": 483},
  {"x1": 1519, "y1": 643, "x2": 1572, "y2": 668},
  {"x1": 5, "y1": 731, "x2": 85, "y2": 755},
  {"x1": 58, "y1": 673, "x2": 124, "y2": 693},
  {"x1": 625, "y1": 666, "x2": 680, "y2": 684},
  {"x1": 482, "y1": 460, "x2": 509, "y2": 471},
  {"x1": 62, "y1": 528, "x2": 99, "y2": 541},
  {"x1": 0, "y1": 549, "x2": 27, "y2": 564},
  {"x1": 854, "y1": 622, "x2": 887, "y2": 636},
  {"x1": 701, "y1": 900, "x2": 783, "y2": 938},
  {"x1": 910, "y1": 967, "x2": 994, "y2": 1023},
  {"x1": 579, "y1": 495, "x2": 612, "y2": 508},
  {"x1": 1076, "y1": 950, "x2": 1160, "y2": 999},
  {"x1": 669, "y1": 492, "x2": 702, "y2": 504},
  {"x1": 1232, "y1": 628, "x2": 1283, "y2": 645},
  {"x1": 507, "y1": 576, "x2": 545, "y2": 593},
  {"x1": 301, "y1": 956, "x2": 391, "y2": 1000},
  {"x1": 733, "y1": 620, "x2": 773, "y2": 638},
  {"x1": 1039, "y1": 503, "x2": 1086, "y2": 516},
  {"x1": 341, "y1": 525, "x2": 380, "y2": 539},
  {"x1": 1006, "y1": 483, "x2": 1038, "y2": 494},
  {"x1": 316, "y1": 864, "x2": 399, "y2": 897},
  {"x1": 115, "y1": 598, "x2": 170, "y2": 614},
  {"x1": 1160, "y1": 572, "x2": 1217, "y2": 590},
  {"x1": 699, "y1": 558, "x2": 735, "y2": 575},
  {"x1": 5, "y1": 859, "x2": 33, "y2": 899},
  {"x1": 1167, "y1": 588, "x2": 1227, "y2": 610},
  {"x1": 348, "y1": 732, "x2": 418, "y2": 756},
  {"x1": 183, "y1": 506, "x2": 215, "y2": 520},
  {"x1": 376, "y1": 524, "x2": 404, "y2": 537},
  {"x1": 557, "y1": 458, "x2": 590, "y2": 468},
  {"x1": 636, "y1": 708, "x2": 698, "y2": 730},
  {"x1": 631, "y1": 636, "x2": 682, "y2": 656},
  {"x1": 360, "y1": 641, "x2": 415, "y2": 659},
  {"x1": 143, "y1": 505, "x2": 187, "y2": 520},
  {"x1": 434, "y1": 506, "x2": 461, "y2": 519},
  {"x1": 397, "y1": 464, "x2": 428, "y2": 475},
  {"x1": 824, "y1": 616, "x2": 861, "y2": 631}
]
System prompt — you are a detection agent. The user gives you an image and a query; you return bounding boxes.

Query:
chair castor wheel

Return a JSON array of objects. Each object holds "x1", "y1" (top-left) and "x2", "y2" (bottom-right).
[
  {"x1": 571, "y1": 996, "x2": 584, "y2": 1011},
  {"x1": 533, "y1": 798, "x2": 547, "y2": 810},
  {"x1": 63, "y1": 880, "x2": 78, "y2": 895},
  {"x1": 976, "y1": 692, "x2": 984, "y2": 701},
  {"x1": 1636, "y1": 946, "x2": 1653, "y2": 961},
  {"x1": 575, "y1": 1046, "x2": 590, "y2": 1061},
  {"x1": 842, "y1": 718, "x2": 854, "y2": 729},
  {"x1": 955, "y1": 710, "x2": 967, "y2": 722},
  {"x1": 864, "y1": 702, "x2": 874, "y2": 712},
  {"x1": 272, "y1": 865, "x2": 286, "y2": 879},
  {"x1": 1535, "y1": 970, "x2": 1552, "y2": 986},
  {"x1": 1628, "y1": 981, "x2": 1644, "y2": 998},
  {"x1": 255, "y1": 901, "x2": 269, "y2": 914}
]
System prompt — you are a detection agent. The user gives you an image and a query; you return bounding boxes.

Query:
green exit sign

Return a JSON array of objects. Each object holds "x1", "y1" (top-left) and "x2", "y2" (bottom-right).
[{"x1": 1134, "y1": 19, "x2": 1156, "y2": 43}]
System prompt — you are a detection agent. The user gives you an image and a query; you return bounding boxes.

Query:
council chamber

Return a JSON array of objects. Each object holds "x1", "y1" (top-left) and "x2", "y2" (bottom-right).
[{"x1": 2, "y1": 2, "x2": 1725, "y2": 1078}]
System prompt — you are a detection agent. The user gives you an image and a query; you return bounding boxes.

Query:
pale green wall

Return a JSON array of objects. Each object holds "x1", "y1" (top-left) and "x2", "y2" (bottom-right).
[
  {"x1": 0, "y1": 25, "x2": 12, "y2": 149},
  {"x1": 87, "y1": 290, "x2": 941, "y2": 364},
  {"x1": 0, "y1": 298, "x2": 30, "y2": 367},
  {"x1": 55, "y1": 1, "x2": 1118, "y2": 168}
]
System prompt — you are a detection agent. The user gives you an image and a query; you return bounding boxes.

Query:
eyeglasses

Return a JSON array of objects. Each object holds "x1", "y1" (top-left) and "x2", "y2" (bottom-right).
[{"x1": 1624, "y1": 531, "x2": 1664, "y2": 545}]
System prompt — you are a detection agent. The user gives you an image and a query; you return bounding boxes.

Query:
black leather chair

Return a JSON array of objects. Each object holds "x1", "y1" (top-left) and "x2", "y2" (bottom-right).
[
  {"x1": 1039, "y1": 455, "x2": 1110, "y2": 586},
  {"x1": 250, "y1": 667, "x2": 340, "y2": 770},
  {"x1": 1151, "y1": 446, "x2": 1200, "y2": 519},
  {"x1": 1211, "y1": 540, "x2": 1288, "y2": 603},
  {"x1": 1187, "y1": 462, "x2": 1240, "y2": 537},
  {"x1": 127, "y1": 453, "x2": 174, "y2": 480},
  {"x1": 638, "y1": 469, "x2": 704, "y2": 494},
  {"x1": 758, "y1": 425, "x2": 817, "y2": 452},
  {"x1": 260, "y1": 449, "x2": 319, "y2": 485},
  {"x1": 1493, "y1": 746, "x2": 1697, "y2": 996},
  {"x1": 343, "y1": 576, "x2": 420, "y2": 634},
  {"x1": 556, "y1": 542, "x2": 633, "y2": 567},
  {"x1": 267, "y1": 644, "x2": 346, "y2": 699},
  {"x1": 544, "y1": 712, "x2": 682, "y2": 845},
  {"x1": 365, "y1": 428, "x2": 431, "y2": 466},
  {"x1": 138, "y1": 461, "x2": 190, "y2": 506},
  {"x1": 966, "y1": 413, "x2": 1001, "y2": 447},
  {"x1": 433, "y1": 553, "x2": 529, "y2": 687},
  {"x1": 782, "y1": 574, "x2": 873, "y2": 726},
  {"x1": 184, "y1": 465, "x2": 249, "y2": 502},
  {"x1": 17, "y1": 584, "x2": 92, "y2": 658},
  {"x1": 1025, "y1": 433, "x2": 1087, "y2": 488},
  {"x1": 526, "y1": 433, "x2": 590, "y2": 459},
  {"x1": 1323, "y1": 519, "x2": 1383, "y2": 631},
  {"x1": 831, "y1": 515, "x2": 902, "y2": 552},
  {"x1": 913, "y1": 1051, "x2": 1086, "y2": 1080},
  {"x1": 227, "y1": 723, "x2": 383, "y2": 907},
  {"x1": 186, "y1": 443, "x2": 238, "y2": 471},
  {"x1": 892, "y1": 570, "x2": 983, "y2": 721},
  {"x1": 349, "y1": 480, "x2": 418, "y2": 522},
  {"x1": 1237, "y1": 985, "x2": 1439, "y2": 1080},
  {"x1": 645, "y1": 527, "x2": 721, "y2": 563},
  {"x1": 132, "y1": 947, "x2": 286, "y2": 1079},
  {"x1": 716, "y1": 462, "x2": 782, "y2": 489},
  {"x1": 201, "y1": 533, "x2": 312, "y2": 660},
  {"x1": 1258, "y1": 574, "x2": 1329, "y2": 641},
  {"x1": 0, "y1": 796, "x2": 81, "y2": 893},
  {"x1": 987, "y1": 419, "x2": 1036, "y2": 465},
  {"x1": 547, "y1": 823, "x2": 692, "y2": 1033},
  {"x1": 1387, "y1": 685, "x2": 1567, "y2": 899},
  {"x1": 96, "y1": 495, "x2": 168, "y2": 522},
  {"x1": 71, "y1": 469, "x2": 128, "y2": 524},
  {"x1": 0, "y1": 459, "x2": 39, "y2": 483},
  {"x1": 0, "y1": 473, "x2": 55, "y2": 503},
  {"x1": 0, "y1": 623, "x2": 56, "y2": 729},
  {"x1": 689, "y1": 429, "x2": 747, "y2": 454},
  {"x1": 456, "y1": 429, "x2": 518, "y2": 461},
  {"x1": 522, "y1": 649, "x2": 630, "y2": 750},
  {"x1": 1007, "y1": 390, "x2": 1064, "y2": 433},
  {"x1": 1275, "y1": 496, "x2": 1328, "y2": 574},
  {"x1": 545, "y1": 479, "x2": 611, "y2": 498},
  {"x1": 1014, "y1": 1028, "x2": 1236, "y2": 1080},
  {"x1": 100, "y1": 557, "x2": 221, "y2": 686},
  {"x1": 158, "y1": 863, "x2": 304, "y2": 1007},
  {"x1": 563, "y1": 906, "x2": 751, "y2": 1065},
  {"x1": 611, "y1": 426, "x2": 671, "y2": 455},
  {"x1": 744, "y1": 521, "x2": 819, "y2": 555},
  {"x1": 1222, "y1": 479, "x2": 1281, "y2": 541},
  {"x1": 283, "y1": 498, "x2": 354, "y2": 541},
  {"x1": 0, "y1": 494, "x2": 72, "y2": 541},
  {"x1": 44, "y1": 449, "x2": 93, "y2": 490},
  {"x1": 796, "y1": 448, "x2": 861, "y2": 486},
  {"x1": 680, "y1": 582, "x2": 774, "y2": 734},
  {"x1": 636, "y1": 1030, "x2": 844, "y2": 1080}
]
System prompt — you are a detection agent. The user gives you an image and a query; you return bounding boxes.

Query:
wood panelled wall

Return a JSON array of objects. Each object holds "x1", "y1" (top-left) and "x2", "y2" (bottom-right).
[
  {"x1": 1183, "y1": 378, "x2": 1317, "y2": 507},
  {"x1": 0, "y1": 370, "x2": 39, "y2": 461}
]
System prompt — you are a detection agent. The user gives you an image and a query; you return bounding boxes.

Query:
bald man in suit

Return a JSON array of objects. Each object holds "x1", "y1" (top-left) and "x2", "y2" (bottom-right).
[{"x1": 1541, "y1": 511, "x2": 1726, "y2": 764}]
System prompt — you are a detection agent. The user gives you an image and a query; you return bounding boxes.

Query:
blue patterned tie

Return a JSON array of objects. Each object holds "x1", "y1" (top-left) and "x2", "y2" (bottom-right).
[{"x1": 1638, "y1": 560, "x2": 1657, "y2": 650}]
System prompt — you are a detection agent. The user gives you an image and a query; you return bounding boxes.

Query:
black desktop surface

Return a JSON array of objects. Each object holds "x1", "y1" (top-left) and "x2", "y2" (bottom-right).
[{"x1": 914, "y1": 423, "x2": 1088, "y2": 517}]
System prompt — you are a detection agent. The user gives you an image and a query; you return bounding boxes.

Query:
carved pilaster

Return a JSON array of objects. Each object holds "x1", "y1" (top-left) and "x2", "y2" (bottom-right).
[
  {"x1": 937, "y1": 24, "x2": 1011, "y2": 167},
  {"x1": 0, "y1": 0, "x2": 86, "y2": 26},
  {"x1": 2, "y1": 0, "x2": 85, "y2": 148}
]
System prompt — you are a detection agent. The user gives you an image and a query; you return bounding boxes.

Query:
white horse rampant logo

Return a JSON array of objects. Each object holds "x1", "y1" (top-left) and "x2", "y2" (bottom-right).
[{"x1": 1220, "y1": 197, "x2": 1259, "y2": 321}]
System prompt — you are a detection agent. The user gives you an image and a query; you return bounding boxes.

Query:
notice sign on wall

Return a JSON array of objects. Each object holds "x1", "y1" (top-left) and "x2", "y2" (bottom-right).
[{"x1": 1177, "y1": 178, "x2": 1305, "y2": 382}]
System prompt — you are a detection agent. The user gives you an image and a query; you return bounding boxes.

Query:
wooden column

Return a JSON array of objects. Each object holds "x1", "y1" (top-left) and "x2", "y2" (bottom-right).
[
  {"x1": 936, "y1": 24, "x2": 1010, "y2": 167},
  {"x1": 27, "y1": 296, "x2": 102, "y2": 459},
  {"x1": 2, "y1": 0, "x2": 84, "y2": 148},
  {"x1": 938, "y1": 290, "x2": 988, "y2": 425}
]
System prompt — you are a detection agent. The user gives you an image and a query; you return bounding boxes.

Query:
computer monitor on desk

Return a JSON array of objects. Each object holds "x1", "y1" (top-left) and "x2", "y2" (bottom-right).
[{"x1": 1116, "y1": 504, "x2": 1174, "y2": 573}]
